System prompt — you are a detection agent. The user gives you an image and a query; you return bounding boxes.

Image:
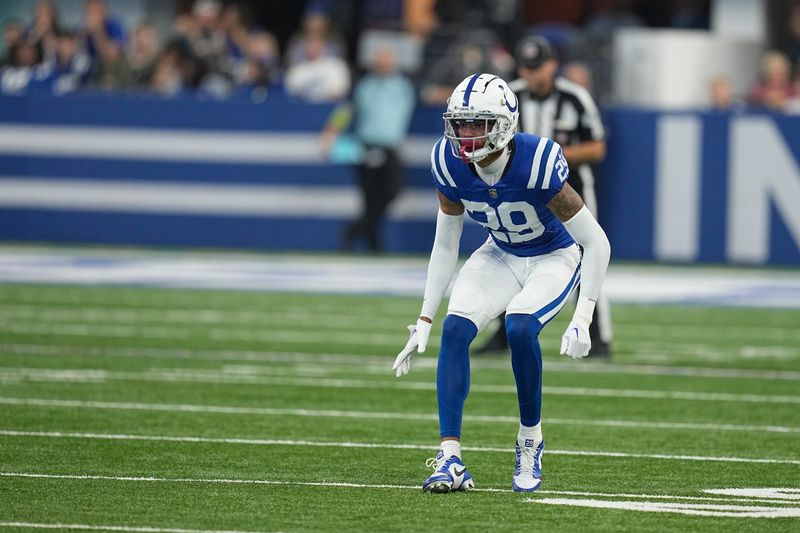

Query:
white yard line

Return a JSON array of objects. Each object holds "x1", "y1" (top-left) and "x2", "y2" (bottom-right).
[
  {"x1": 0, "y1": 522, "x2": 274, "y2": 533},
  {"x1": 1, "y1": 397, "x2": 797, "y2": 434},
  {"x1": 2, "y1": 305, "x2": 799, "y2": 340},
  {"x1": 4, "y1": 323, "x2": 797, "y2": 363},
  {"x1": 4, "y1": 343, "x2": 799, "y2": 382},
  {"x1": 705, "y1": 488, "x2": 800, "y2": 500},
  {"x1": 1, "y1": 367, "x2": 798, "y2": 404},
  {"x1": 4, "y1": 321, "x2": 800, "y2": 357},
  {"x1": 3, "y1": 292, "x2": 797, "y2": 327},
  {"x1": 623, "y1": 343, "x2": 800, "y2": 361},
  {"x1": 0, "y1": 292, "x2": 411, "y2": 316},
  {"x1": 526, "y1": 498, "x2": 800, "y2": 518},
  {"x1": 3, "y1": 472, "x2": 799, "y2": 502},
  {"x1": 0, "y1": 307, "x2": 402, "y2": 332},
  {"x1": 1, "y1": 430, "x2": 799, "y2": 465},
  {"x1": 0, "y1": 322, "x2": 409, "y2": 345},
  {"x1": 3, "y1": 317, "x2": 800, "y2": 345}
]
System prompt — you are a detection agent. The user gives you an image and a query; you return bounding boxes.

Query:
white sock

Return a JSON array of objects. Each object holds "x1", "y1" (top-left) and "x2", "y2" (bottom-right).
[
  {"x1": 441, "y1": 439, "x2": 462, "y2": 459},
  {"x1": 518, "y1": 422, "x2": 542, "y2": 446}
]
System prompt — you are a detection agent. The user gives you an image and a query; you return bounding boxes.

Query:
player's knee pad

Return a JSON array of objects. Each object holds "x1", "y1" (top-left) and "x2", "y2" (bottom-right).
[
  {"x1": 441, "y1": 314, "x2": 478, "y2": 350},
  {"x1": 505, "y1": 313, "x2": 543, "y2": 348}
]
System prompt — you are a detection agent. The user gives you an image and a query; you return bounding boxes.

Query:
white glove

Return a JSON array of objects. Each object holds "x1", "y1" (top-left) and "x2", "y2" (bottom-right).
[
  {"x1": 560, "y1": 319, "x2": 591, "y2": 359},
  {"x1": 392, "y1": 319, "x2": 432, "y2": 377}
]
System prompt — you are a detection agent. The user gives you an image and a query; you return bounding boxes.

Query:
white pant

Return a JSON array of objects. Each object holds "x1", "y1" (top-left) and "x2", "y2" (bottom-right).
[{"x1": 447, "y1": 239, "x2": 582, "y2": 331}]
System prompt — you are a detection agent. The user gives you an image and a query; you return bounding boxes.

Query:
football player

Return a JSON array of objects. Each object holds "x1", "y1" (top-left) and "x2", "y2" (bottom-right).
[{"x1": 392, "y1": 73, "x2": 610, "y2": 493}]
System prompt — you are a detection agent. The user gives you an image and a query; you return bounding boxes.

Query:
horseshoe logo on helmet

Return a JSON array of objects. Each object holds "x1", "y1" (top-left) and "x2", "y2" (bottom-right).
[{"x1": 501, "y1": 85, "x2": 518, "y2": 113}]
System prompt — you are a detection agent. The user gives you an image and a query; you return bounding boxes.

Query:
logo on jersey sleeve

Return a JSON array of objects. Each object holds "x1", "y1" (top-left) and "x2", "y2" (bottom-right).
[{"x1": 555, "y1": 149, "x2": 569, "y2": 183}]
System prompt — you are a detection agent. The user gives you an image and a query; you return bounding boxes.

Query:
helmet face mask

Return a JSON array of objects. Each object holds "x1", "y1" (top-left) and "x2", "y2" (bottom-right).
[{"x1": 444, "y1": 74, "x2": 518, "y2": 163}]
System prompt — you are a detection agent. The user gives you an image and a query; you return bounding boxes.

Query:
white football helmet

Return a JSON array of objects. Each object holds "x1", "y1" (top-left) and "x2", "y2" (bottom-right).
[{"x1": 444, "y1": 73, "x2": 519, "y2": 163}]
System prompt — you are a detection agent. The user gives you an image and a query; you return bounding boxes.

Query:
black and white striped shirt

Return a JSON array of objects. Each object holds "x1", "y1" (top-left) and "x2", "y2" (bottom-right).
[{"x1": 509, "y1": 76, "x2": 605, "y2": 206}]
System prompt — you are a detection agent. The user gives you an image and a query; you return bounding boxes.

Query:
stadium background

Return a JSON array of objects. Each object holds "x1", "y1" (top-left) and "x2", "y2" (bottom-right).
[
  {"x1": 0, "y1": 0, "x2": 797, "y2": 265},
  {"x1": 1, "y1": 1, "x2": 800, "y2": 532}
]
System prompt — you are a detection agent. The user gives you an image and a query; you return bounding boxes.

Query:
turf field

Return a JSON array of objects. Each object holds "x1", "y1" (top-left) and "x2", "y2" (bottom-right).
[{"x1": 1, "y1": 282, "x2": 799, "y2": 532}]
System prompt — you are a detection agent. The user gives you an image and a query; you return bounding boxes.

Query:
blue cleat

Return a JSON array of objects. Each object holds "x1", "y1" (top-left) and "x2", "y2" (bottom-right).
[
  {"x1": 422, "y1": 450, "x2": 474, "y2": 493},
  {"x1": 512, "y1": 438, "x2": 544, "y2": 492}
]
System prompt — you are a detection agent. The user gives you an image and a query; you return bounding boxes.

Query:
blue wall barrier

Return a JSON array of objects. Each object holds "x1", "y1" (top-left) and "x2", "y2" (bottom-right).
[
  {"x1": 598, "y1": 109, "x2": 800, "y2": 265},
  {"x1": 0, "y1": 93, "x2": 798, "y2": 265}
]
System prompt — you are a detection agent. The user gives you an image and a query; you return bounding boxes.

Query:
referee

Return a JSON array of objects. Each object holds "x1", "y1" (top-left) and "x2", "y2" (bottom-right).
[{"x1": 474, "y1": 35, "x2": 613, "y2": 357}]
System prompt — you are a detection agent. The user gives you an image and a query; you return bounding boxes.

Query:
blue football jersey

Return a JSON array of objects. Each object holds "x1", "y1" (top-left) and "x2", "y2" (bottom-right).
[{"x1": 431, "y1": 133, "x2": 575, "y2": 257}]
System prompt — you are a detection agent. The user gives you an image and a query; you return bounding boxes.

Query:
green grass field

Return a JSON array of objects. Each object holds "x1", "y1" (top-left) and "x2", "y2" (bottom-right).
[{"x1": 1, "y1": 283, "x2": 799, "y2": 532}]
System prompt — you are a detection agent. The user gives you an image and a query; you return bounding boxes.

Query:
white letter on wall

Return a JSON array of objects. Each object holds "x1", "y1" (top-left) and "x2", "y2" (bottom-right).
[
  {"x1": 655, "y1": 116, "x2": 701, "y2": 261},
  {"x1": 729, "y1": 117, "x2": 800, "y2": 263}
]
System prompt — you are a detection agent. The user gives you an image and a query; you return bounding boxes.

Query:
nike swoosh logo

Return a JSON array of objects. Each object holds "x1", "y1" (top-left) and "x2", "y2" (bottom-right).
[{"x1": 454, "y1": 467, "x2": 466, "y2": 477}]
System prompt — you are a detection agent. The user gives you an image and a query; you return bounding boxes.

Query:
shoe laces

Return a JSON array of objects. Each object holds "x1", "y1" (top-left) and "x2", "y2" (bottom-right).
[
  {"x1": 515, "y1": 442, "x2": 535, "y2": 476},
  {"x1": 426, "y1": 451, "x2": 448, "y2": 472}
]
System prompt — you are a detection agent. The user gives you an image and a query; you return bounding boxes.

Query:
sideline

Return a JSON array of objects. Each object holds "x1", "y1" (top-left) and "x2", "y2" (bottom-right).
[{"x1": 0, "y1": 247, "x2": 798, "y2": 308}]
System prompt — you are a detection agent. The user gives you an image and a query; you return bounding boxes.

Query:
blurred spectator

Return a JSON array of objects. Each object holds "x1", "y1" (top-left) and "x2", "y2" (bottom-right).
[
  {"x1": 562, "y1": 61, "x2": 593, "y2": 92},
  {"x1": 127, "y1": 23, "x2": 159, "y2": 88},
  {"x1": 584, "y1": 0, "x2": 645, "y2": 32},
  {"x1": 215, "y1": 5, "x2": 281, "y2": 95},
  {"x1": 577, "y1": 0, "x2": 645, "y2": 104},
  {"x1": 172, "y1": 1, "x2": 226, "y2": 70},
  {"x1": 172, "y1": 5, "x2": 221, "y2": 87},
  {"x1": 1, "y1": 42, "x2": 42, "y2": 94},
  {"x1": 285, "y1": 3, "x2": 346, "y2": 65},
  {"x1": 4, "y1": 0, "x2": 728, "y2": 103},
  {"x1": 177, "y1": 43, "x2": 208, "y2": 92},
  {"x1": 477, "y1": 0, "x2": 522, "y2": 49},
  {"x1": 320, "y1": 47, "x2": 415, "y2": 252},
  {"x1": 233, "y1": 30, "x2": 279, "y2": 88},
  {"x1": 285, "y1": 33, "x2": 350, "y2": 102},
  {"x1": 82, "y1": 0, "x2": 127, "y2": 88},
  {"x1": 787, "y1": 70, "x2": 800, "y2": 114},
  {"x1": 150, "y1": 43, "x2": 185, "y2": 96},
  {"x1": 418, "y1": 0, "x2": 470, "y2": 75},
  {"x1": 170, "y1": 0, "x2": 281, "y2": 98},
  {"x1": 94, "y1": 38, "x2": 129, "y2": 90},
  {"x1": 3, "y1": 19, "x2": 25, "y2": 66},
  {"x1": 46, "y1": 30, "x2": 91, "y2": 94},
  {"x1": 748, "y1": 50, "x2": 797, "y2": 110},
  {"x1": 27, "y1": 1, "x2": 60, "y2": 65},
  {"x1": 189, "y1": 0, "x2": 223, "y2": 59},
  {"x1": 219, "y1": 3, "x2": 251, "y2": 62},
  {"x1": 361, "y1": 0, "x2": 405, "y2": 31},
  {"x1": 789, "y1": 4, "x2": 800, "y2": 68},
  {"x1": 235, "y1": 56, "x2": 269, "y2": 92},
  {"x1": 173, "y1": 10, "x2": 201, "y2": 50},
  {"x1": 708, "y1": 75, "x2": 745, "y2": 111},
  {"x1": 405, "y1": 0, "x2": 437, "y2": 38},
  {"x1": 709, "y1": 75, "x2": 732, "y2": 109},
  {"x1": 83, "y1": 0, "x2": 125, "y2": 60},
  {"x1": 420, "y1": 29, "x2": 513, "y2": 105}
]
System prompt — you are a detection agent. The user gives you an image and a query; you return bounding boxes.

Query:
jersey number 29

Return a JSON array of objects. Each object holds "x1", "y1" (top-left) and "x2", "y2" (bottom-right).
[{"x1": 461, "y1": 200, "x2": 545, "y2": 243}]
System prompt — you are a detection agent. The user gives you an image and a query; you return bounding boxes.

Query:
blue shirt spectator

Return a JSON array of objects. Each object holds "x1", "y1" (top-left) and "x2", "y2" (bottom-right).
[
  {"x1": 83, "y1": 0, "x2": 126, "y2": 60},
  {"x1": 320, "y1": 47, "x2": 416, "y2": 252},
  {"x1": 353, "y1": 54, "x2": 415, "y2": 147}
]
